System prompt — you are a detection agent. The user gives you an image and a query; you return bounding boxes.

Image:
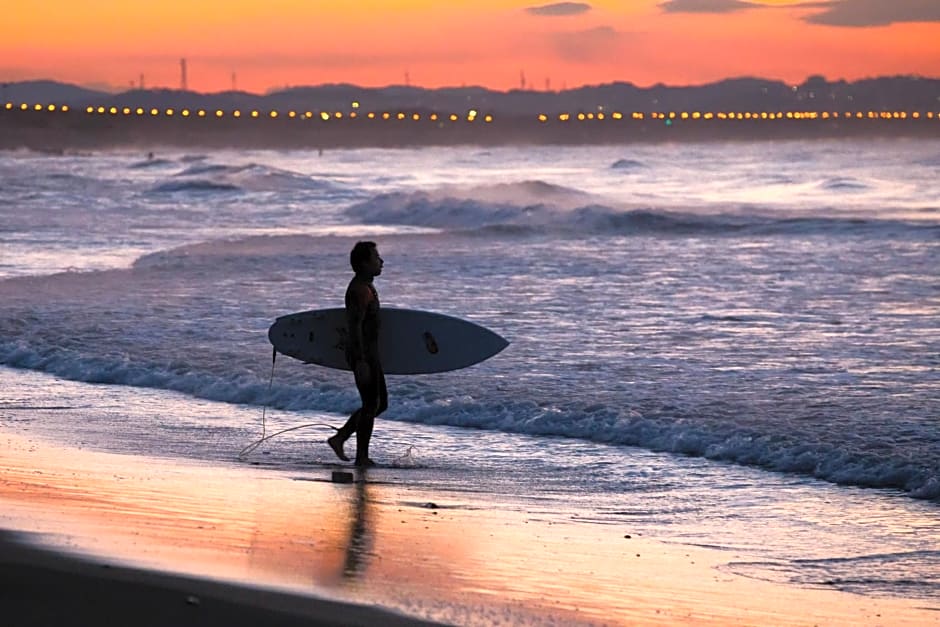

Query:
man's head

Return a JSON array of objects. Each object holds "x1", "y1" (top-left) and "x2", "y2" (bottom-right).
[{"x1": 350, "y1": 241, "x2": 383, "y2": 277}]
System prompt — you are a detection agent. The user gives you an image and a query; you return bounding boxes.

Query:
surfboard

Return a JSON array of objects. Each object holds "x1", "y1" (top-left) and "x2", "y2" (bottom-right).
[{"x1": 268, "y1": 307, "x2": 508, "y2": 374}]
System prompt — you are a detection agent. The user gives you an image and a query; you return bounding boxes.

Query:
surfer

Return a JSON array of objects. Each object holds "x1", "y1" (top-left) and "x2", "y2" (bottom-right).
[{"x1": 328, "y1": 241, "x2": 386, "y2": 466}]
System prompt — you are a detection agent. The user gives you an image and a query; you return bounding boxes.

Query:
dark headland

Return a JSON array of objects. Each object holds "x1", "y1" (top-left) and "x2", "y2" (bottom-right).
[{"x1": 2, "y1": 75, "x2": 938, "y2": 150}]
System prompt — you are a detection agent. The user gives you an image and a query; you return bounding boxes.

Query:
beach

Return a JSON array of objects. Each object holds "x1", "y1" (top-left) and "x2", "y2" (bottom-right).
[
  {"x1": 0, "y1": 141, "x2": 937, "y2": 624},
  {"x1": 1, "y1": 428, "x2": 937, "y2": 626}
]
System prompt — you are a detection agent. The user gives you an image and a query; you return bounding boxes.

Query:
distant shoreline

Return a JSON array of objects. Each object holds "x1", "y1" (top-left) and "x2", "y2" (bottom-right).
[{"x1": 3, "y1": 110, "x2": 939, "y2": 151}]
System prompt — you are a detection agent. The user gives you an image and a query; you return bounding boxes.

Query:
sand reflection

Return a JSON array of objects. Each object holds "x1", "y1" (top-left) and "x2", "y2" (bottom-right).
[
  {"x1": 3, "y1": 432, "x2": 938, "y2": 626},
  {"x1": 341, "y1": 477, "x2": 372, "y2": 581}
]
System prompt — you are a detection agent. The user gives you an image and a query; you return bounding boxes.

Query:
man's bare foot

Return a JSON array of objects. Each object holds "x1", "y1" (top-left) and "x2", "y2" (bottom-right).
[
  {"x1": 354, "y1": 457, "x2": 376, "y2": 468},
  {"x1": 327, "y1": 434, "x2": 349, "y2": 461}
]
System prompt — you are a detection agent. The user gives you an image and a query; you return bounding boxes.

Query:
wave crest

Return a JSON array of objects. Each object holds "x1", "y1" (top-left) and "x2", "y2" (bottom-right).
[
  {"x1": 148, "y1": 161, "x2": 343, "y2": 194},
  {"x1": 150, "y1": 180, "x2": 242, "y2": 193},
  {"x1": 347, "y1": 190, "x2": 939, "y2": 238}
]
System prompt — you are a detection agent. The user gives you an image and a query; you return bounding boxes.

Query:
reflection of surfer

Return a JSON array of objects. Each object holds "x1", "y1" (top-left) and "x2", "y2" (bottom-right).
[
  {"x1": 342, "y1": 478, "x2": 373, "y2": 579},
  {"x1": 328, "y1": 241, "x2": 387, "y2": 467}
]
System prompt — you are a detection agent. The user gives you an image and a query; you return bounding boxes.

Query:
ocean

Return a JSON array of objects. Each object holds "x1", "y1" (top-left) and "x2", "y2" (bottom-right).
[{"x1": 1, "y1": 140, "x2": 938, "y2": 603}]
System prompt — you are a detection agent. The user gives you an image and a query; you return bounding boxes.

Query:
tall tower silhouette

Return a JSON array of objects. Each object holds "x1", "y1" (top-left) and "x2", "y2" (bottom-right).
[{"x1": 180, "y1": 58, "x2": 188, "y2": 91}]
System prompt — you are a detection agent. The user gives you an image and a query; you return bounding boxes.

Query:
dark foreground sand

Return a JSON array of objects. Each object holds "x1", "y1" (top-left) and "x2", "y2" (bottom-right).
[{"x1": 0, "y1": 531, "x2": 438, "y2": 627}]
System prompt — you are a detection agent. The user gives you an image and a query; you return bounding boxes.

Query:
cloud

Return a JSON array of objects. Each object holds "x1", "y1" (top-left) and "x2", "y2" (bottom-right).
[
  {"x1": 658, "y1": 0, "x2": 761, "y2": 13},
  {"x1": 551, "y1": 26, "x2": 624, "y2": 62},
  {"x1": 659, "y1": 0, "x2": 940, "y2": 25},
  {"x1": 803, "y1": 0, "x2": 940, "y2": 27},
  {"x1": 526, "y1": 2, "x2": 593, "y2": 17}
]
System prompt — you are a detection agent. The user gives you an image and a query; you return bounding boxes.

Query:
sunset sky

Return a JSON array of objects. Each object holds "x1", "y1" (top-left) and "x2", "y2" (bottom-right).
[{"x1": 3, "y1": 1, "x2": 939, "y2": 93}]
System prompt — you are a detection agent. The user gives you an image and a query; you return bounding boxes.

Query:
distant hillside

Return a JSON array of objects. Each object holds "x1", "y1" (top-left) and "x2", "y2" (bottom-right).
[
  {"x1": 1, "y1": 80, "x2": 106, "y2": 104},
  {"x1": 3, "y1": 75, "x2": 939, "y2": 115}
]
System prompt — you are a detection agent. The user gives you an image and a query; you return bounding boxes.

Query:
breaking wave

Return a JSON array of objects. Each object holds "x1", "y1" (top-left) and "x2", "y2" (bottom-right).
[
  {"x1": 346, "y1": 190, "x2": 939, "y2": 238},
  {"x1": 148, "y1": 161, "x2": 345, "y2": 194},
  {"x1": 150, "y1": 180, "x2": 242, "y2": 193}
]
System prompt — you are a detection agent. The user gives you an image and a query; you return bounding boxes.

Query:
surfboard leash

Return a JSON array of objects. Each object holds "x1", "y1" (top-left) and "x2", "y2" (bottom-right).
[{"x1": 237, "y1": 347, "x2": 340, "y2": 460}]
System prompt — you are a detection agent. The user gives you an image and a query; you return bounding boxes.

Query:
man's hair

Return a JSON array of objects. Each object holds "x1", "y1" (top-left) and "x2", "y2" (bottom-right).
[{"x1": 350, "y1": 241, "x2": 377, "y2": 271}]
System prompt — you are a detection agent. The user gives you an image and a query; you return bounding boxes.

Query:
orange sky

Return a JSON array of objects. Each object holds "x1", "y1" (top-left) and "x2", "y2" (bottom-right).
[{"x1": 3, "y1": 1, "x2": 939, "y2": 93}]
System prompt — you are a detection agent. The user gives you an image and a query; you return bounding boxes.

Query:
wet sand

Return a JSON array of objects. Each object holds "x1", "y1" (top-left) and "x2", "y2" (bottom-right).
[{"x1": 1, "y1": 429, "x2": 936, "y2": 626}]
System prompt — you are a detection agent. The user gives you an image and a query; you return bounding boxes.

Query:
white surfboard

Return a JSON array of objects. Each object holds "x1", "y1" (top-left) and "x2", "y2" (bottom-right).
[{"x1": 268, "y1": 307, "x2": 508, "y2": 374}]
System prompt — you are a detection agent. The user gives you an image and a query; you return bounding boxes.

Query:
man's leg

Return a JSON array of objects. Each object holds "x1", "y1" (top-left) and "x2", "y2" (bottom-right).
[
  {"x1": 328, "y1": 363, "x2": 379, "y2": 463},
  {"x1": 354, "y1": 410, "x2": 375, "y2": 466},
  {"x1": 327, "y1": 412, "x2": 356, "y2": 461},
  {"x1": 354, "y1": 365, "x2": 383, "y2": 466}
]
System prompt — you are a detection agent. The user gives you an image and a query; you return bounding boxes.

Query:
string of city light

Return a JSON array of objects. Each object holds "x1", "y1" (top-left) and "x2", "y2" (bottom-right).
[
  {"x1": 2, "y1": 101, "x2": 491, "y2": 123},
  {"x1": 3, "y1": 101, "x2": 939, "y2": 123},
  {"x1": 545, "y1": 110, "x2": 938, "y2": 121}
]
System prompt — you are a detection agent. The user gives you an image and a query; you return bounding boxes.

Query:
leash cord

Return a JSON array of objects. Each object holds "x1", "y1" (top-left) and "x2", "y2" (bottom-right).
[{"x1": 237, "y1": 348, "x2": 339, "y2": 460}]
